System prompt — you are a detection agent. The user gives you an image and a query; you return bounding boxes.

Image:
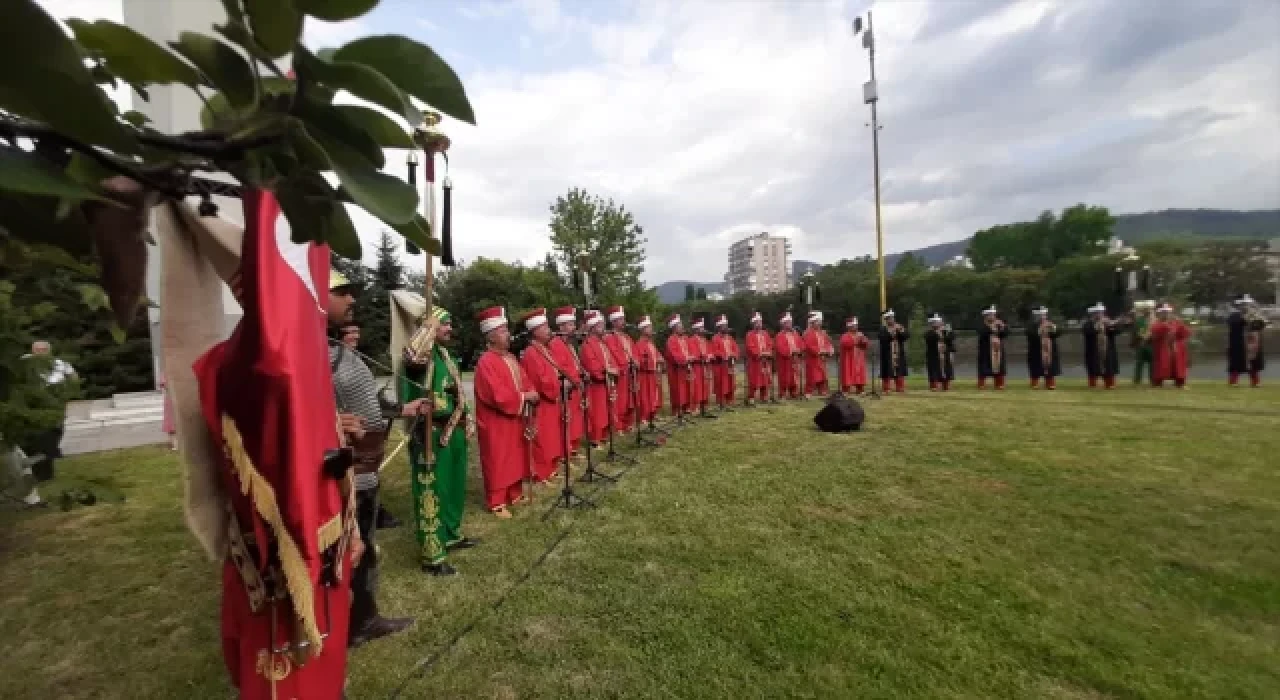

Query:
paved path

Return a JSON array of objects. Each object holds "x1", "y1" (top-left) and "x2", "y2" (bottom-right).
[{"x1": 60, "y1": 378, "x2": 476, "y2": 456}]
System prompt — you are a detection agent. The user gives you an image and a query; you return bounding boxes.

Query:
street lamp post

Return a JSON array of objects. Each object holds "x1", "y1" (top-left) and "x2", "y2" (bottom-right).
[
  {"x1": 802, "y1": 270, "x2": 819, "y2": 313},
  {"x1": 853, "y1": 12, "x2": 887, "y2": 313}
]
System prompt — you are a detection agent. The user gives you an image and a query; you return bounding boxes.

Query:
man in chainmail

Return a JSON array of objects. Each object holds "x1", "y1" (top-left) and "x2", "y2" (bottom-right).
[{"x1": 328, "y1": 271, "x2": 418, "y2": 648}]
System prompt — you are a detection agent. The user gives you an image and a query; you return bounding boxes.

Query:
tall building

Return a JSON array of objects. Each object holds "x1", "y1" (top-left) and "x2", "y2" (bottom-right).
[{"x1": 724, "y1": 232, "x2": 792, "y2": 295}]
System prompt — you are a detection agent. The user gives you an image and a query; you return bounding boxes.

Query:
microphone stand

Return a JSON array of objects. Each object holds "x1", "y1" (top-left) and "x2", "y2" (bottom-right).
[
  {"x1": 602, "y1": 370, "x2": 638, "y2": 466},
  {"x1": 629, "y1": 362, "x2": 661, "y2": 447},
  {"x1": 576, "y1": 337, "x2": 617, "y2": 484},
  {"x1": 545, "y1": 374, "x2": 593, "y2": 517}
]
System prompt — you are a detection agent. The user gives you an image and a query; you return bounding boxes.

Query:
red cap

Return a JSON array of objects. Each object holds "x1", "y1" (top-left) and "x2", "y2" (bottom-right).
[
  {"x1": 553, "y1": 306, "x2": 576, "y2": 324},
  {"x1": 519, "y1": 307, "x2": 548, "y2": 330}
]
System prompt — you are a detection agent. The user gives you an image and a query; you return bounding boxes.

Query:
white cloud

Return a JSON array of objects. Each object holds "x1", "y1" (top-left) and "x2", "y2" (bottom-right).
[{"x1": 35, "y1": 0, "x2": 1280, "y2": 286}]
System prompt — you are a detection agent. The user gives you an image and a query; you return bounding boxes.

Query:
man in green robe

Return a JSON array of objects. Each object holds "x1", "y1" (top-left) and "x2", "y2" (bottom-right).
[
  {"x1": 399, "y1": 307, "x2": 477, "y2": 577},
  {"x1": 1130, "y1": 301, "x2": 1155, "y2": 385}
]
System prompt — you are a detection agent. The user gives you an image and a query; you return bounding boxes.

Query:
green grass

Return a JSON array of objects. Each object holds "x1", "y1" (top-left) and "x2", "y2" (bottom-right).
[{"x1": 2, "y1": 379, "x2": 1278, "y2": 699}]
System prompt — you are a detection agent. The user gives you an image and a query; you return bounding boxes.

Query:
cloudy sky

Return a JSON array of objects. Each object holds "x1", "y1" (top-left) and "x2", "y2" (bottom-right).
[{"x1": 41, "y1": 0, "x2": 1280, "y2": 285}]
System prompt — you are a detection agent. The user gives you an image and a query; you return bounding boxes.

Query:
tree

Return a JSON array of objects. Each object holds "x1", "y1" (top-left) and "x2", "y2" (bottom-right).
[
  {"x1": 892, "y1": 251, "x2": 928, "y2": 279},
  {"x1": 1185, "y1": 240, "x2": 1274, "y2": 310},
  {"x1": 968, "y1": 205, "x2": 1113, "y2": 271},
  {"x1": 684, "y1": 283, "x2": 696, "y2": 302},
  {"x1": 696, "y1": 287, "x2": 708, "y2": 300},
  {"x1": 547, "y1": 187, "x2": 648, "y2": 302},
  {"x1": 1, "y1": 0, "x2": 472, "y2": 336}
]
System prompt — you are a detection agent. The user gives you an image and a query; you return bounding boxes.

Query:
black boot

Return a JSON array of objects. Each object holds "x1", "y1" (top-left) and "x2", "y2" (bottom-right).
[
  {"x1": 423, "y1": 561, "x2": 458, "y2": 576},
  {"x1": 349, "y1": 615, "x2": 414, "y2": 648}
]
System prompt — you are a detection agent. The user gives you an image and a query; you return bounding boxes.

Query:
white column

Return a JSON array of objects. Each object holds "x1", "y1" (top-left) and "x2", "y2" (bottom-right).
[{"x1": 122, "y1": 0, "x2": 244, "y2": 384}]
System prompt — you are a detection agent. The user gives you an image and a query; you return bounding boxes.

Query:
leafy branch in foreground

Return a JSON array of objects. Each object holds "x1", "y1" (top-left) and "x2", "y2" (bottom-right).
[{"x1": 0, "y1": 0, "x2": 470, "y2": 325}]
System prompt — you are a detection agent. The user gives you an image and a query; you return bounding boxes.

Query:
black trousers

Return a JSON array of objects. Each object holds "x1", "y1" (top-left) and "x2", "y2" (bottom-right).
[{"x1": 349, "y1": 485, "x2": 380, "y2": 631}]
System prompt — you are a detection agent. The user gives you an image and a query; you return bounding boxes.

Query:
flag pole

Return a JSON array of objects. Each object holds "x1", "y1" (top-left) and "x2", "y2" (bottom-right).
[
  {"x1": 854, "y1": 11, "x2": 886, "y2": 312},
  {"x1": 412, "y1": 112, "x2": 450, "y2": 465}
]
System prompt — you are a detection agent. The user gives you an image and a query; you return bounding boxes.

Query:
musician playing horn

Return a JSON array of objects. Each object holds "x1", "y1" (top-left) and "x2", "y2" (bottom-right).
[
  {"x1": 977, "y1": 305, "x2": 1009, "y2": 390},
  {"x1": 1131, "y1": 300, "x2": 1157, "y2": 385},
  {"x1": 712, "y1": 315, "x2": 741, "y2": 408},
  {"x1": 1025, "y1": 306, "x2": 1062, "y2": 389},
  {"x1": 803, "y1": 311, "x2": 834, "y2": 396},
  {"x1": 633, "y1": 316, "x2": 663, "y2": 426},
  {"x1": 604, "y1": 306, "x2": 636, "y2": 432},
  {"x1": 472, "y1": 307, "x2": 538, "y2": 518},
  {"x1": 399, "y1": 306, "x2": 476, "y2": 577},
  {"x1": 548, "y1": 306, "x2": 586, "y2": 455},
  {"x1": 744, "y1": 312, "x2": 774, "y2": 405},
  {"x1": 923, "y1": 313, "x2": 956, "y2": 391},
  {"x1": 1227, "y1": 294, "x2": 1267, "y2": 387},
  {"x1": 1150, "y1": 303, "x2": 1191, "y2": 389},
  {"x1": 775, "y1": 312, "x2": 803, "y2": 399},
  {"x1": 689, "y1": 317, "x2": 716, "y2": 416},
  {"x1": 664, "y1": 314, "x2": 695, "y2": 417},
  {"x1": 1082, "y1": 302, "x2": 1121, "y2": 389},
  {"x1": 838, "y1": 317, "x2": 869, "y2": 394},
  {"x1": 580, "y1": 310, "x2": 616, "y2": 445},
  {"x1": 878, "y1": 309, "x2": 909, "y2": 394},
  {"x1": 517, "y1": 308, "x2": 565, "y2": 485}
]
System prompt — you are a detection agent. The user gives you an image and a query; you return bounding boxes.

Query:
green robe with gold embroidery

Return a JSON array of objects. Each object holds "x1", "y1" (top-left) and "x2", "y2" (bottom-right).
[{"x1": 400, "y1": 345, "x2": 470, "y2": 565}]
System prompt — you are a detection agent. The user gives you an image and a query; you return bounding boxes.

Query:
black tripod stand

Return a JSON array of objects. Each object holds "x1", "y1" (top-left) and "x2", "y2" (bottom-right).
[
  {"x1": 577, "y1": 373, "x2": 618, "y2": 484},
  {"x1": 629, "y1": 364, "x2": 662, "y2": 447},
  {"x1": 546, "y1": 376, "x2": 593, "y2": 517},
  {"x1": 601, "y1": 374, "x2": 639, "y2": 465}
]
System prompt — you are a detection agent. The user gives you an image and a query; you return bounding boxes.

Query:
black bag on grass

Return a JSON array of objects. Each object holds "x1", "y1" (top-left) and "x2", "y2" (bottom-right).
[{"x1": 814, "y1": 393, "x2": 864, "y2": 433}]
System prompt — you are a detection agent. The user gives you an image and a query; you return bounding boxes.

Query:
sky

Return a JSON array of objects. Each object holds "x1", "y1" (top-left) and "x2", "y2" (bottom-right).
[{"x1": 40, "y1": 0, "x2": 1280, "y2": 285}]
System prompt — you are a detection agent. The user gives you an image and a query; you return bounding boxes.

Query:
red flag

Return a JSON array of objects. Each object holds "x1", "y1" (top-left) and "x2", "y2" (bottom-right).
[{"x1": 193, "y1": 189, "x2": 349, "y2": 698}]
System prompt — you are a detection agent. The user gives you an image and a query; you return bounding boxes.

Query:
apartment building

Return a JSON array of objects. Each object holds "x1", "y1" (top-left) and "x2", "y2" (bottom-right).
[{"x1": 724, "y1": 233, "x2": 792, "y2": 295}]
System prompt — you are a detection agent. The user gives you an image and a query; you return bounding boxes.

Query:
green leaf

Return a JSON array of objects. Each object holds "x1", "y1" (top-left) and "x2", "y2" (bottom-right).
[
  {"x1": 121, "y1": 110, "x2": 152, "y2": 127},
  {"x1": 221, "y1": 0, "x2": 246, "y2": 24},
  {"x1": 0, "y1": 0, "x2": 136, "y2": 153},
  {"x1": 294, "y1": 46, "x2": 420, "y2": 125},
  {"x1": 334, "y1": 105, "x2": 413, "y2": 150},
  {"x1": 244, "y1": 0, "x2": 303, "y2": 58},
  {"x1": 387, "y1": 213, "x2": 439, "y2": 256},
  {"x1": 332, "y1": 35, "x2": 475, "y2": 125},
  {"x1": 294, "y1": 98, "x2": 384, "y2": 168},
  {"x1": 276, "y1": 170, "x2": 363, "y2": 259},
  {"x1": 295, "y1": 0, "x2": 381, "y2": 22},
  {"x1": 66, "y1": 19, "x2": 202, "y2": 88},
  {"x1": 213, "y1": 22, "x2": 286, "y2": 77},
  {"x1": 169, "y1": 32, "x2": 257, "y2": 108},
  {"x1": 108, "y1": 323, "x2": 128, "y2": 344},
  {"x1": 64, "y1": 152, "x2": 118, "y2": 189},
  {"x1": 285, "y1": 118, "x2": 331, "y2": 170},
  {"x1": 0, "y1": 149, "x2": 111, "y2": 203},
  {"x1": 305, "y1": 124, "x2": 417, "y2": 225},
  {"x1": 77, "y1": 284, "x2": 111, "y2": 312},
  {"x1": 199, "y1": 76, "x2": 297, "y2": 130}
]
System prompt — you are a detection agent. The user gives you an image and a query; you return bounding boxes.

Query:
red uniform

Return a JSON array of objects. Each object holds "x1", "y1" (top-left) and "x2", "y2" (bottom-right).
[
  {"x1": 775, "y1": 329, "x2": 803, "y2": 398},
  {"x1": 693, "y1": 334, "x2": 713, "y2": 408},
  {"x1": 838, "y1": 330, "x2": 869, "y2": 393},
  {"x1": 803, "y1": 328, "x2": 834, "y2": 395},
  {"x1": 581, "y1": 334, "x2": 616, "y2": 444},
  {"x1": 474, "y1": 349, "x2": 534, "y2": 509},
  {"x1": 633, "y1": 335, "x2": 662, "y2": 422},
  {"x1": 712, "y1": 332, "x2": 740, "y2": 405},
  {"x1": 665, "y1": 332, "x2": 695, "y2": 414},
  {"x1": 548, "y1": 337, "x2": 585, "y2": 448},
  {"x1": 520, "y1": 341, "x2": 564, "y2": 483},
  {"x1": 605, "y1": 330, "x2": 636, "y2": 431},
  {"x1": 744, "y1": 328, "x2": 774, "y2": 400},
  {"x1": 1151, "y1": 318, "x2": 1192, "y2": 387}
]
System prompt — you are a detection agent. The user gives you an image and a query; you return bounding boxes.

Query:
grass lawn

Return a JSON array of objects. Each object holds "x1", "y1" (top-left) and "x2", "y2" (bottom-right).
[{"x1": 2, "y1": 379, "x2": 1278, "y2": 699}]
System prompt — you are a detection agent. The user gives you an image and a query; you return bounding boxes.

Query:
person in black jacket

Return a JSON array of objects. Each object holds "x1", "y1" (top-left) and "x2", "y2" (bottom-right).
[
  {"x1": 977, "y1": 306, "x2": 1009, "y2": 390},
  {"x1": 1227, "y1": 294, "x2": 1267, "y2": 387},
  {"x1": 1025, "y1": 306, "x2": 1062, "y2": 389},
  {"x1": 877, "y1": 309, "x2": 909, "y2": 393},
  {"x1": 923, "y1": 313, "x2": 956, "y2": 391},
  {"x1": 1082, "y1": 302, "x2": 1121, "y2": 389}
]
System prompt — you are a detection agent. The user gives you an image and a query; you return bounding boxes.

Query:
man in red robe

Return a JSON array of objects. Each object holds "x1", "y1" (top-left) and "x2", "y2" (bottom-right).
[
  {"x1": 548, "y1": 307, "x2": 586, "y2": 453},
  {"x1": 744, "y1": 312, "x2": 774, "y2": 405},
  {"x1": 633, "y1": 316, "x2": 663, "y2": 426},
  {"x1": 605, "y1": 305, "x2": 637, "y2": 432},
  {"x1": 1150, "y1": 303, "x2": 1192, "y2": 389},
  {"x1": 711, "y1": 315, "x2": 740, "y2": 408},
  {"x1": 775, "y1": 312, "x2": 803, "y2": 399},
  {"x1": 518, "y1": 308, "x2": 564, "y2": 484},
  {"x1": 664, "y1": 314, "x2": 695, "y2": 418},
  {"x1": 690, "y1": 318, "x2": 717, "y2": 417},
  {"x1": 579, "y1": 310, "x2": 617, "y2": 445},
  {"x1": 802, "y1": 311, "x2": 834, "y2": 396},
  {"x1": 473, "y1": 307, "x2": 538, "y2": 517},
  {"x1": 838, "y1": 317, "x2": 869, "y2": 394}
]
